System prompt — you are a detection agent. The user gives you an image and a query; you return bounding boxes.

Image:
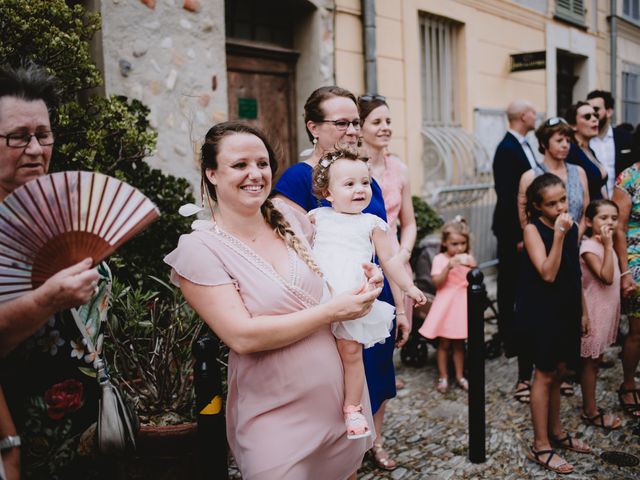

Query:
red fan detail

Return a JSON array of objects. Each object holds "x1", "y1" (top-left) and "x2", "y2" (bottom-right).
[{"x1": 0, "y1": 171, "x2": 160, "y2": 301}]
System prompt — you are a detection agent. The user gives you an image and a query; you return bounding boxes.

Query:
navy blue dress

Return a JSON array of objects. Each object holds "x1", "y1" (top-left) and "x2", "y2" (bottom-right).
[
  {"x1": 514, "y1": 218, "x2": 581, "y2": 372},
  {"x1": 566, "y1": 143, "x2": 606, "y2": 200},
  {"x1": 275, "y1": 162, "x2": 396, "y2": 414}
]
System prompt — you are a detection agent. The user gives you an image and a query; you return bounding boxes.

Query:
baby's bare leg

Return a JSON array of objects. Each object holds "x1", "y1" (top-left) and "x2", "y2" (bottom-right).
[{"x1": 337, "y1": 338, "x2": 364, "y2": 407}]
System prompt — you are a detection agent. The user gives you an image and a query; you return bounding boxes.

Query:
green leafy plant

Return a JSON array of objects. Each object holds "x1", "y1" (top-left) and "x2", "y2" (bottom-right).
[
  {"x1": 0, "y1": 0, "x2": 194, "y2": 289},
  {"x1": 104, "y1": 277, "x2": 203, "y2": 425},
  {"x1": 412, "y1": 195, "x2": 444, "y2": 246}
]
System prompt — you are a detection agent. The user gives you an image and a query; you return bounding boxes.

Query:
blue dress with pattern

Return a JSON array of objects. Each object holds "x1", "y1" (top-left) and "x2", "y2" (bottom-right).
[{"x1": 275, "y1": 162, "x2": 396, "y2": 414}]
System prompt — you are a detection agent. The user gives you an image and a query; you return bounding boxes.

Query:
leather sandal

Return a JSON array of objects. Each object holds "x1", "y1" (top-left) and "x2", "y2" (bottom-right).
[
  {"x1": 559, "y1": 382, "x2": 574, "y2": 397},
  {"x1": 527, "y1": 447, "x2": 573, "y2": 474},
  {"x1": 436, "y1": 377, "x2": 448, "y2": 393},
  {"x1": 457, "y1": 377, "x2": 469, "y2": 391},
  {"x1": 343, "y1": 404, "x2": 371, "y2": 440},
  {"x1": 513, "y1": 381, "x2": 531, "y2": 404},
  {"x1": 581, "y1": 408, "x2": 622, "y2": 429},
  {"x1": 618, "y1": 385, "x2": 640, "y2": 417},
  {"x1": 549, "y1": 433, "x2": 591, "y2": 453},
  {"x1": 369, "y1": 442, "x2": 397, "y2": 471}
]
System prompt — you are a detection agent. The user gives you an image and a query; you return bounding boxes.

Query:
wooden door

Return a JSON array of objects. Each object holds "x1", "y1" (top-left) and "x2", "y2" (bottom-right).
[{"x1": 226, "y1": 42, "x2": 299, "y2": 174}]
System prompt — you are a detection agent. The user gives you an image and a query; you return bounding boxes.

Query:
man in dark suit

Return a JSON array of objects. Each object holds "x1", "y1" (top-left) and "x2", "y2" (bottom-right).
[
  {"x1": 587, "y1": 90, "x2": 634, "y2": 197},
  {"x1": 492, "y1": 100, "x2": 537, "y2": 370}
]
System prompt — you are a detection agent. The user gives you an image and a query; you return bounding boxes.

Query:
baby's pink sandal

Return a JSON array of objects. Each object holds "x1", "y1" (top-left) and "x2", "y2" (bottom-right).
[{"x1": 343, "y1": 404, "x2": 372, "y2": 440}]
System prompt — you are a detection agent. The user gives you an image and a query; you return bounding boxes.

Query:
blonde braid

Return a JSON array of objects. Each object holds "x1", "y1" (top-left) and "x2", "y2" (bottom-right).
[{"x1": 261, "y1": 200, "x2": 324, "y2": 278}]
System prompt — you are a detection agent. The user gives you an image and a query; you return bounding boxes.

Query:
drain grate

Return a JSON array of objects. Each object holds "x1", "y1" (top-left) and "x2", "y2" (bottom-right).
[{"x1": 600, "y1": 451, "x2": 640, "y2": 467}]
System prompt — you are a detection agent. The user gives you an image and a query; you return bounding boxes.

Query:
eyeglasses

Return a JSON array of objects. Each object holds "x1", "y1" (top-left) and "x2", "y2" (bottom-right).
[
  {"x1": 359, "y1": 94, "x2": 386, "y2": 102},
  {"x1": 318, "y1": 119, "x2": 361, "y2": 131},
  {"x1": 0, "y1": 131, "x2": 55, "y2": 148},
  {"x1": 544, "y1": 117, "x2": 568, "y2": 127},
  {"x1": 580, "y1": 112, "x2": 599, "y2": 121}
]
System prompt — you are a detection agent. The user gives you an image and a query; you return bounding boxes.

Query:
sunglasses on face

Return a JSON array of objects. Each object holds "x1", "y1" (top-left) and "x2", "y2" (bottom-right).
[
  {"x1": 359, "y1": 94, "x2": 386, "y2": 102},
  {"x1": 318, "y1": 119, "x2": 361, "y2": 131},
  {"x1": 580, "y1": 112, "x2": 599, "y2": 121},
  {"x1": 544, "y1": 117, "x2": 568, "y2": 127}
]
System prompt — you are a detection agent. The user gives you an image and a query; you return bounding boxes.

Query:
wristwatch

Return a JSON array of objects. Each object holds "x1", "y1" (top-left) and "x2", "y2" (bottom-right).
[{"x1": 0, "y1": 435, "x2": 20, "y2": 450}]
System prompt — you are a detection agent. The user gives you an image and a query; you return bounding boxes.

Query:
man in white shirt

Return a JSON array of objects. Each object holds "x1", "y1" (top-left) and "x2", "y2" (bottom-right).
[{"x1": 587, "y1": 90, "x2": 634, "y2": 196}]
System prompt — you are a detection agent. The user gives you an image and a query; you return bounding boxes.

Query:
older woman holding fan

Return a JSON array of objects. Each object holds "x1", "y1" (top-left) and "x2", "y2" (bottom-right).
[{"x1": 0, "y1": 64, "x2": 103, "y2": 479}]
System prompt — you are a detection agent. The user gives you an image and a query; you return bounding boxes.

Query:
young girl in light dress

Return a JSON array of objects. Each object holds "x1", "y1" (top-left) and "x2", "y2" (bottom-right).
[
  {"x1": 579, "y1": 199, "x2": 622, "y2": 429},
  {"x1": 418, "y1": 217, "x2": 476, "y2": 393},
  {"x1": 310, "y1": 147, "x2": 427, "y2": 440}
]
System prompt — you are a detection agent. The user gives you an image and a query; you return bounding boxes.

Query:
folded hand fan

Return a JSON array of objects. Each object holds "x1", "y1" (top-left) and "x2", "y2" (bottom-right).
[{"x1": 0, "y1": 171, "x2": 160, "y2": 301}]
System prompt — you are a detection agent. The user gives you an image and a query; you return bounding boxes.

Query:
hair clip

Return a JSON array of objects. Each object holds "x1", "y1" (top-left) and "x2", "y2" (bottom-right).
[
  {"x1": 179, "y1": 203, "x2": 204, "y2": 217},
  {"x1": 454, "y1": 214, "x2": 463, "y2": 223}
]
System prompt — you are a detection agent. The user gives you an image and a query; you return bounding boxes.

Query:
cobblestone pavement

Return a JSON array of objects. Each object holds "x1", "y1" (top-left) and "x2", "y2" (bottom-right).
[
  {"x1": 358, "y1": 342, "x2": 640, "y2": 479},
  {"x1": 230, "y1": 276, "x2": 640, "y2": 479}
]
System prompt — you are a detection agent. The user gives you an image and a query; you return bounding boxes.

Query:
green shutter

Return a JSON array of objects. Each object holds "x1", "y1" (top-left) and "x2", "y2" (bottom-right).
[{"x1": 555, "y1": 0, "x2": 585, "y2": 26}]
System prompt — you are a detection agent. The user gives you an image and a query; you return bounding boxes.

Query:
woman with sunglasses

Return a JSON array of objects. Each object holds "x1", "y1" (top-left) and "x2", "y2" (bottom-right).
[
  {"x1": 566, "y1": 101, "x2": 608, "y2": 200},
  {"x1": 517, "y1": 117, "x2": 589, "y2": 236},
  {"x1": 275, "y1": 86, "x2": 409, "y2": 472}
]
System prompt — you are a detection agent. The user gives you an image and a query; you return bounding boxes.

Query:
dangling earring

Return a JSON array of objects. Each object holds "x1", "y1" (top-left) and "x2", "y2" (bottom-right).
[{"x1": 357, "y1": 137, "x2": 362, "y2": 148}]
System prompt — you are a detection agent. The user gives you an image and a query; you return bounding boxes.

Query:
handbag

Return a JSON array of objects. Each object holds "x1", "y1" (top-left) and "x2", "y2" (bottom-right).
[{"x1": 70, "y1": 308, "x2": 139, "y2": 455}]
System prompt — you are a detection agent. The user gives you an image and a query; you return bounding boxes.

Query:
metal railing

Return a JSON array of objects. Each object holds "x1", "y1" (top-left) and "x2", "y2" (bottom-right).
[{"x1": 427, "y1": 183, "x2": 497, "y2": 267}]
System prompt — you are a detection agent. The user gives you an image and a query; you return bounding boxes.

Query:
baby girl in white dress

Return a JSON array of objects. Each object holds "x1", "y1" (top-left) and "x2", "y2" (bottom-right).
[{"x1": 310, "y1": 147, "x2": 426, "y2": 439}]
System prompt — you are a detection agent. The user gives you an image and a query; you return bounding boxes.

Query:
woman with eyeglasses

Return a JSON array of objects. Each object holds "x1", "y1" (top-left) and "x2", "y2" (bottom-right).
[
  {"x1": 0, "y1": 64, "x2": 107, "y2": 479},
  {"x1": 517, "y1": 118, "x2": 589, "y2": 237},
  {"x1": 274, "y1": 86, "x2": 408, "y2": 472},
  {"x1": 566, "y1": 101, "x2": 608, "y2": 200}
]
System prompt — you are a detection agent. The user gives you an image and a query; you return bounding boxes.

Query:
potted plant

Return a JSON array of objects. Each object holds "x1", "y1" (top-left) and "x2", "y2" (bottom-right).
[{"x1": 103, "y1": 276, "x2": 203, "y2": 479}]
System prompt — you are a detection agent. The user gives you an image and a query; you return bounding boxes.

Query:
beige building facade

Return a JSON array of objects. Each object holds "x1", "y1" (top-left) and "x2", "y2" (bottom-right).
[
  {"x1": 92, "y1": 0, "x2": 640, "y2": 198},
  {"x1": 335, "y1": 0, "x2": 640, "y2": 194}
]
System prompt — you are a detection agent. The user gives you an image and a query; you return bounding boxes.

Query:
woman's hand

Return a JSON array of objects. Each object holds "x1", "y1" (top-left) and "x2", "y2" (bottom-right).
[
  {"x1": 327, "y1": 286, "x2": 382, "y2": 322},
  {"x1": 395, "y1": 312, "x2": 411, "y2": 348},
  {"x1": 622, "y1": 273, "x2": 637, "y2": 298},
  {"x1": 35, "y1": 258, "x2": 100, "y2": 312},
  {"x1": 554, "y1": 213, "x2": 573, "y2": 235}
]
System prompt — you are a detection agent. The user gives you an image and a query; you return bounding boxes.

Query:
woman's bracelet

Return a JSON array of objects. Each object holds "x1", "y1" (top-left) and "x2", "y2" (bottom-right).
[
  {"x1": 396, "y1": 311, "x2": 406, "y2": 317},
  {"x1": 621, "y1": 270, "x2": 632, "y2": 277}
]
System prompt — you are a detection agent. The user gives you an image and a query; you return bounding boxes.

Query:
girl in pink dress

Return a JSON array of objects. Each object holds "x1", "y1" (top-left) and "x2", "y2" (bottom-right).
[
  {"x1": 579, "y1": 199, "x2": 622, "y2": 429},
  {"x1": 419, "y1": 217, "x2": 476, "y2": 393}
]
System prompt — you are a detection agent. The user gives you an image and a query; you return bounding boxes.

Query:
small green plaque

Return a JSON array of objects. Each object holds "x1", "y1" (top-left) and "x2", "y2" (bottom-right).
[{"x1": 238, "y1": 98, "x2": 258, "y2": 119}]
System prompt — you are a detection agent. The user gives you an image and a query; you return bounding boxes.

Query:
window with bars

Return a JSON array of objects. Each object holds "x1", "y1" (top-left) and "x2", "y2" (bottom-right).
[
  {"x1": 623, "y1": 0, "x2": 640, "y2": 22},
  {"x1": 622, "y1": 64, "x2": 640, "y2": 125},
  {"x1": 555, "y1": 0, "x2": 585, "y2": 26},
  {"x1": 419, "y1": 13, "x2": 462, "y2": 126}
]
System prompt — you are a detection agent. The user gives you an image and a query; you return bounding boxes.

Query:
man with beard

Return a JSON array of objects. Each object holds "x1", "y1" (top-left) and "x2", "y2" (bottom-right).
[{"x1": 587, "y1": 90, "x2": 634, "y2": 197}]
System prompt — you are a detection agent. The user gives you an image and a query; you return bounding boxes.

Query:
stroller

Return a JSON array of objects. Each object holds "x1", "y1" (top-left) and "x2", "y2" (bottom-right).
[
  {"x1": 399, "y1": 234, "x2": 440, "y2": 367},
  {"x1": 400, "y1": 235, "x2": 499, "y2": 367}
]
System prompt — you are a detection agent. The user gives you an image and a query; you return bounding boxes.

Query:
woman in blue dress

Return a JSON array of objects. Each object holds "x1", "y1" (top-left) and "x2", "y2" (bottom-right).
[{"x1": 274, "y1": 86, "x2": 407, "y2": 471}]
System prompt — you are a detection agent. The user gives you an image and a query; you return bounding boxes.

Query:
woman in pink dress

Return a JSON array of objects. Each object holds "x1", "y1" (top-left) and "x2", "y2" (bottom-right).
[
  {"x1": 358, "y1": 94, "x2": 418, "y2": 469},
  {"x1": 419, "y1": 217, "x2": 476, "y2": 393},
  {"x1": 359, "y1": 95, "x2": 417, "y2": 340},
  {"x1": 164, "y1": 122, "x2": 384, "y2": 479}
]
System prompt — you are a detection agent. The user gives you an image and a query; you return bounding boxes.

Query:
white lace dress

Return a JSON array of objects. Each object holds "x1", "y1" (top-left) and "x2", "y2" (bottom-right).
[{"x1": 310, "y1": 207, "x2": 395, "y2": 348}]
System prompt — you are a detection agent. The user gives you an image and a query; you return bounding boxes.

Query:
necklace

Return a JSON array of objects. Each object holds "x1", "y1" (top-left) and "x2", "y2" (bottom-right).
[{"x1": 213, "y1": 213, "x2": 263, "y2": 243}]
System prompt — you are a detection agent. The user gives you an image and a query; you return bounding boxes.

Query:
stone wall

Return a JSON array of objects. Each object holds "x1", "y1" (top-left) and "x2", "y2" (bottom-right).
[{"x1": 99, "y1": 0, "x2": 227, "y2": 191}]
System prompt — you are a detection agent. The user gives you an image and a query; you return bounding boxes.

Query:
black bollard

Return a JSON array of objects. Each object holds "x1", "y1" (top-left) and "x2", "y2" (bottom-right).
[
  {"x1": 467, "y1": 268, "x2": 486, "y2": 463},
  {"x1": 193, "y1": 334, "x2": 228, "y2": 479}
]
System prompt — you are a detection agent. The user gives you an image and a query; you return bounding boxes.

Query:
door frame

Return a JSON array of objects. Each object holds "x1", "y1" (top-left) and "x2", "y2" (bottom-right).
[{"x1": 226, "y1": 40, "x2": 300, "y2": 168}]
